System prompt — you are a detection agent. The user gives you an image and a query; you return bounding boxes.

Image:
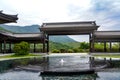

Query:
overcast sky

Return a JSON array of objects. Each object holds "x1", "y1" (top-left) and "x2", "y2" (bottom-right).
[{"x1": 1, "y1": 0, "x2": 120, "y2": 42}]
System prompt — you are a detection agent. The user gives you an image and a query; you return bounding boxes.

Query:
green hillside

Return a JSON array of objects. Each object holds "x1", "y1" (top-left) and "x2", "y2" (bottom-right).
[
  {"x1": 49, "y1": 41, "x2": 73, "y2": 50},
  {"x1": 62, "y1": 42, "x2": 80, "y2": 48},
  {"x1": 49, "y1": 36, "x2": 76, "y2": 43},
  {"x1": 0, "y1": 27, "x2": 13, "y2": 32}
]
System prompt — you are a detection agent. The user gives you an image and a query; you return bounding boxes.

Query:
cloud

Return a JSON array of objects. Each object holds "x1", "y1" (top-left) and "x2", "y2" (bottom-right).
[
  {"x1": 68, "y1": 35, "x2": 89, "y2": 42},
  {"x1": 0, "y1": 0, "x2": 96, "y2": 26},
  {"x1": 68, "y1": 0, "x2": 120, "y2": 30},
  {"x1": 0, "y1": 0, "x2": 72, "y2": 25},
  {"x1": 1, "y1": 0, "x2": 120, "y2": 29},
  {"x1": 1, "y1": 0, "x2": 120, "y2": 41}
]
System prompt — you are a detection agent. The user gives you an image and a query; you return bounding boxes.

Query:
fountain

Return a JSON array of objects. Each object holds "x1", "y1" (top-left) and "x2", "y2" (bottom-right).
[
  {"x1": 59, "y1": 59, "x2": 65, "y2": 66},
  {"x1": 40, "y1": 54, "x2": 95, "y2": 76}
]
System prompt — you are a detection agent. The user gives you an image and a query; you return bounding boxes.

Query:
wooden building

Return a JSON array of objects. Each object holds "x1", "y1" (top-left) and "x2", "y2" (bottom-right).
[
  {"x1": 93, "y1": 31, "x2": 120, "y2": 52},
  {"x1": 40, "y1": 21, "x2": 99, "y2": 53},
  {"x1": 0, "y1": 11, "x2": 18, "y2": 23},
  {"x1": 0, "y1": 31, "x2": 44, "y2": 53}
]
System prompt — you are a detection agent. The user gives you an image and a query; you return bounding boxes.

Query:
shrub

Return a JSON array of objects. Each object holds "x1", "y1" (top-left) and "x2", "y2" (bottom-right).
[
  {"x1": 73, "y1": 48, "x2": 80, "y2": 53},
  {"x1": 94, "y1": 43, "x2": 104, "y2": 52},
  {"x1": 68, "y1": 49, "x2": 74, "y2": 53},
  {"x1": 79, "y1": 49, "x2": 85, "y2": 52},
  {"x1": 52, "y1": 49, "x2": 60, "y2": 53},
  {"x1": 60, "y1": 48, "x2": 66, "y2": 53},
  {"x1": 84, "y1": 49, "x2": 89, "y2": 52},
  {"x1": 79, "y1": 42, "x2": 89, "y2": 49},
  {"x1": 112, "y1": 47, "x2": 119, "y2": 52},
  {"x1": 94, "y1": 47, "x2": 104, "y2": 52},
  {"x1": 13, "y1": 41, "x2": 30, "y2": 56}
]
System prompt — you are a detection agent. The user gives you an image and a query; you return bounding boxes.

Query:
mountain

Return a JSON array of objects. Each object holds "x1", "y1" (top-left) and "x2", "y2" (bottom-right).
[
  {"x1": 49, "y1": 36, "x2": 75, "y2": 43},
  {"x1": 0, "y1": 24, "x2": 40, "y2": 33},
  {"x1": 0, "y1": 27, "x2": 13, "y2": 32},
  {"x1": 0, "y1": 24, "x2": 77, "y2": 43}
]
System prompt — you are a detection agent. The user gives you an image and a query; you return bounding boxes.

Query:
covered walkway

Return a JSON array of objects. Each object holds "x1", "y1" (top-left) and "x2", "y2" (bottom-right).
[
  {"x1": 0, "y1": 31, "x2": 45, "y2": 53},
  {"x1": 40, "y1": 21, "x2": 99, "y2": 53},
  {"x1": 93, "y1": 31, "x2": 120, "y2": 52},
  {"x1": 1, "y1": 10, "x2": 120, "y2": 53}
]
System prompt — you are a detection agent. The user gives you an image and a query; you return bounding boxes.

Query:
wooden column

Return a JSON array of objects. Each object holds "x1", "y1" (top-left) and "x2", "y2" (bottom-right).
[
  {"x1": 104, "y1": 42, "x2": 106, "y2": 52},
  {"x1": 89, "y1": 34, "x2": 92, "y2": 52},
  {"x1": 110, "y1": 42, "x2": 112, "y2": 52},
  {"x1": 43, "y1": 32, "x2": 46, "y2": 53},
  {"x1": 43, "y1": 42, "x2": 45, "y2": 53},
  {"x1": 9, "y1": 43, "x2": 12, "y2": 53},
  {"x1": 34, "y1": 43, "x2": 36, "y2": 52},
  {"x1": 47, "y1": 35, "x2": 49, "y2": 53},
  {"x1": 3, "y1": 40, "x2": 6, "y2": 54},
  {"x1": 0, "y1": 43, "x2": 2, "y2": 53},
  {"x1": 90, "y1": 33, "x2": 94, "y2": 53},
  {"x1": 118, "y1": 42, "x2": 120, "y2": 52}
]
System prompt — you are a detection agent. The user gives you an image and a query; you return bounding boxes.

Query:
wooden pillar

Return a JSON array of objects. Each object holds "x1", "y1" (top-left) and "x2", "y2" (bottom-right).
[
  {"x1": 104, "y1": 42, "x2": 106, "y2": 52},
  {"x1": 43, "y1": 32, "x2": 45, "y2": 53},
  {"x1": 47, "y1": 35, "x2": 49, "y2": 53},
  {"x1": 43, "y1": 42, "x2": 45, "y2": 53},
  {"x1": 89, "y1": 34, "x2": 92, "y2": 52},
  {"x1": 110, "y1": 42, "x2": 112, "y2": 52},
  {"x1": 90, "y1": 33, "x2": 94, "y2": 53},
  {"x1": 118, "y1": 42, "x2": 120, "y2": 52},
  {"x1": 3, "y1": 40, "x2": 6, "y2": 54},
  {"x1": 34, "y1": 43, "x2": 36, "y2": 52},
  {"x1": 9, "y1": 43, "x2": 12, "y2": 53},
  {"x1": 0, "y1": 43, "x2": 1, "y2": 53}
]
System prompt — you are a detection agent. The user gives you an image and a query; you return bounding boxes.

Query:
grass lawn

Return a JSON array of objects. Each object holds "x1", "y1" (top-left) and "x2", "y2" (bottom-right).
[
  {"x1": 92, "y1": 54, "x2": 120, "y2": 58},
  {"x1": 0, "y1": 53, "x2": 43, "y2": 60}
]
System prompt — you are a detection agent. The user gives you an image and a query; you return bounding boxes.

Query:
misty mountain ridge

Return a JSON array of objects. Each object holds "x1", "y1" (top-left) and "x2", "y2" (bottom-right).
[
  {"x1": 0, "y1": 24, "x2": 40, "y2": 33},
  {"x1": 0, "y1": 24, "x2": 77, "y2": 43}
]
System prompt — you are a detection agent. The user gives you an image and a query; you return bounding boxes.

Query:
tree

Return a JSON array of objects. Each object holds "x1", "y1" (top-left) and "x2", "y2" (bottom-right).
[
  {"x1": 68, "y1": 49, "x2": 74, "y2": 53},
  {"x1": 13, "y1": 41, "x2": 30, "y2": 56},
  {"x1": 52, "y1": 49, "x2": 60, "y2": 53},
  {"x1": 73, "y1": 48, "x2": 80, "y2": 53},
  {"x1": 79, "y1": 42, "x2": 89, "y2": 49}
]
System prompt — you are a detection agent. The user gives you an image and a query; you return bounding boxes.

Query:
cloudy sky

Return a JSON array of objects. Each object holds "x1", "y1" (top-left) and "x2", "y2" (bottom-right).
[{"x1": 1, "y1": 0, "x2": 120, "y2": 42}]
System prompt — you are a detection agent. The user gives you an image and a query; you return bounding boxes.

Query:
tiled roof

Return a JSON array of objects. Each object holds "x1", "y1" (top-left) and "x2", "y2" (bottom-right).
[
  {"x1": 0, "y1": 11, "x2": 18, "y2": 24},
  {"x1": 40, "y1": 21, "x2": 99, "y2": 35}
]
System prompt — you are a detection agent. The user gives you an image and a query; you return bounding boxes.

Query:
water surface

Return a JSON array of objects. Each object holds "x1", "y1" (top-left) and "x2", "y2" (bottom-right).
[{"x1": 0, "y1": 53, "x2": 120, "y2": 80}]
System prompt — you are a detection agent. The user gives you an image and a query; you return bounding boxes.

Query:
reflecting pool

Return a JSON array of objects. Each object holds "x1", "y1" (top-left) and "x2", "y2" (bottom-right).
[
  {"x1": 46, "y1": 55, "x2": 90, "y2": 71},
  {"x1": 0, "y1": 54, "x2": 120, "y2": 80}
]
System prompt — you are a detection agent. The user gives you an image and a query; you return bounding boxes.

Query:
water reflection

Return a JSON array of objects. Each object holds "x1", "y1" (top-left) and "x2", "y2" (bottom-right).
[
  {"x1": 0, "y1": 70, "x2": 42, "y2": 80},
  {"x1": 47, "y1": 55, "x2": 90, "y2": 71},
  {"x1": 1, "y1": 70, "x2": 120, "y2": 80},
  {"x1": 0, "y1": 54, "x2": 120, "y2": 80},
  {"x1": 41, "y1": 74, "x2": 97, "y2": 80}
]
